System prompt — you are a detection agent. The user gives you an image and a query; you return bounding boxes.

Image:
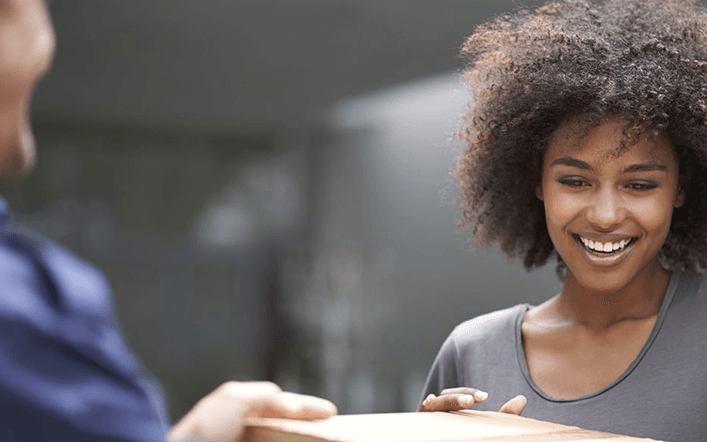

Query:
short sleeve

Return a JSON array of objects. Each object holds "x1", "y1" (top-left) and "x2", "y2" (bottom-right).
[{"x1": 418, "y1": 331, "x2": 461, "y2": 407}]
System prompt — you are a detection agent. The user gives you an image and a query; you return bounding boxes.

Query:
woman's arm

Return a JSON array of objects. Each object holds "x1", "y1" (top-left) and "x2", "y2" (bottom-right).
[{"x1": 418, "y1": 332, "x2": 526, "y2": 415}]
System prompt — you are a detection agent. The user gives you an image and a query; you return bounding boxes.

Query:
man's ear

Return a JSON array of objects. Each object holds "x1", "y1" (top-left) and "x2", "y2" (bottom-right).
[{"x1": 535, "y1": 184, "x2": 544, "y2": 201}]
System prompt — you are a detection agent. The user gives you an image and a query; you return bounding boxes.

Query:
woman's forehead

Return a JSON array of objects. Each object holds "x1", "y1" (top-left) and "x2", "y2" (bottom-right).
[{"x1": 546, "y1": 114, "x2": 677, "y2": 165}]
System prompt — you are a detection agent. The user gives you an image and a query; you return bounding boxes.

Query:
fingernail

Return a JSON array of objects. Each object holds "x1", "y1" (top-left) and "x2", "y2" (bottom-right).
[
  {"x1": 474, "y1": 391, "x2": 488, "y2": 401},
  {"x1": 459, "y1": 395, "x2": 474, "y2": 407}
]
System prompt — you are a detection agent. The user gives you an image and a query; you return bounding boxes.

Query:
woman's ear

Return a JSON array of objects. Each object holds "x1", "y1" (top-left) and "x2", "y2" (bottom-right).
[
  {"x1": 675, "y1": 186, "x2": 686, "y2": 208},
  {"x1": 675, "y1": 160, "x2": 693, "y2": 209},
  {"x1": 535, "y1": 184, "x2": 544, "y2": 201},
  {"x1": 675, "y1": 167, "x2": 691, "y2": 209}
]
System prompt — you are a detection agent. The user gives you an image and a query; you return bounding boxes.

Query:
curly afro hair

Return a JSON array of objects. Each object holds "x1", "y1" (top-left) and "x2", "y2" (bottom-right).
[{"x1": 456, "y1": 0, "x2": 707, "y2": 279}]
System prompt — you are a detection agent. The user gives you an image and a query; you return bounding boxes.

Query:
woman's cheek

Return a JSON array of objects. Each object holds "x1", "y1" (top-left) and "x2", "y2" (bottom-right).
[
  {"x1": 546, "y1": 193, "x2": 582, "y2": 227},
  {"x1": 627, "y1": 195, "x2": 673, "y2": 234}
]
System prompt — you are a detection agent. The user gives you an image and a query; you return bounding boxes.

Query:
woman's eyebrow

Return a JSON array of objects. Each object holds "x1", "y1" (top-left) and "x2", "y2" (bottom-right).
[
  {"x1": 551, "y1": 157, "x2": 592, "y2": 170},
  {"x1": 621, "y1": 163, "x2": 667, "y2": 173},
  {"x1": 550, "y1": 157, "x2": 668, "y2": 173}
]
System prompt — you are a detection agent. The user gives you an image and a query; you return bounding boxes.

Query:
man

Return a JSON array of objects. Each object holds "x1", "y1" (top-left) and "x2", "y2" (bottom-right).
[{"x1": 0, "y1": 1, "x2": 336, "y2": 441}]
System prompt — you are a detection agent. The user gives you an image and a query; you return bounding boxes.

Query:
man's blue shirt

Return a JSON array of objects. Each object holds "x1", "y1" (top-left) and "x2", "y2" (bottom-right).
[{"x1": 0, "y1": 199, "x2": 170, "y2": 441}]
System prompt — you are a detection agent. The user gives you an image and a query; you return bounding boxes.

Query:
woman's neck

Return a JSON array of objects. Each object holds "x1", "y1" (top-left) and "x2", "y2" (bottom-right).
[{"x1": 555, "y1": 261, "x2": 672, "y2": 330}]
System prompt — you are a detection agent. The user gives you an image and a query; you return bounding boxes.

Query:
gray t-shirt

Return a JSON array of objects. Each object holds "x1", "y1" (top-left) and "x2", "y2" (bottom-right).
[{"x1": 420, "y1": 270, "x2": 707, "y2": 441}]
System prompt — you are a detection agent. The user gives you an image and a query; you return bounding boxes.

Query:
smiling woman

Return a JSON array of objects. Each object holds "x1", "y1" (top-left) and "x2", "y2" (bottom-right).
[{"x1": 417, "y1": 0, "x2": 707, "y2": 441}]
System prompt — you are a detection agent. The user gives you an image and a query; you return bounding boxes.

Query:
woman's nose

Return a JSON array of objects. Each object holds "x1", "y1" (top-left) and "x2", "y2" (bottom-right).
[{"x1": 586, "y1": 187, "x2": 625, "y2": 230}]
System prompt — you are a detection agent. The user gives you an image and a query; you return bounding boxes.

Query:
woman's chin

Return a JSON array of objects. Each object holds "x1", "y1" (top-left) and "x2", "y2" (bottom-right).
[{"x1": 565, "y1": 265, "x2": 635, "y2": 295}]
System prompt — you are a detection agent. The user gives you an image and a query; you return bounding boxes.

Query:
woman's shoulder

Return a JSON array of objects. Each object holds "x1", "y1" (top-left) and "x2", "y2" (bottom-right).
[
  {"x1": 449, "y1": 304, "x2": 527, "y2": 347},
  {"x1": 674, "y1": 269, "x2": 707, "y2": 300}
]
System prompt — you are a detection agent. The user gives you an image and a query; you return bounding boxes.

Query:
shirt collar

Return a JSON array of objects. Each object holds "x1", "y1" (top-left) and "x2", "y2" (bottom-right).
[{"x1": 0, "y1": 197, "x2": 10, "y2": 229}]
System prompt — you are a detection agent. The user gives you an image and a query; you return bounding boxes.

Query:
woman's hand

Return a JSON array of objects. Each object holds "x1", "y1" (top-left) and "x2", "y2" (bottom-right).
[
  {"x1": 167, "y1": 381, "x2": 337, "y2": 442},
  {"x1": 417, "y1": 387, "x2": 526, "y2": 416}
]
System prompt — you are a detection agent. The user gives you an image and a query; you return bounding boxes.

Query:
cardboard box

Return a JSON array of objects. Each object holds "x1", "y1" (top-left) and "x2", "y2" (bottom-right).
[{"x1": 243, "y1": 410, "x2": 659, "y2": 442}]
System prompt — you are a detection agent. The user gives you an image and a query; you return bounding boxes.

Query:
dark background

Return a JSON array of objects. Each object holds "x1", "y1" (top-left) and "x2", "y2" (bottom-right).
[{"x1": 2, "y1": 0, "x2": 576, "y2": 421}]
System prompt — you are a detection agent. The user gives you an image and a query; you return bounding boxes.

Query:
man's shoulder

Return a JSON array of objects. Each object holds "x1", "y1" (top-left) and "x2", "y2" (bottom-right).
[{"x1": 0, "y1": 223, "x2": 112, "y2": 319}]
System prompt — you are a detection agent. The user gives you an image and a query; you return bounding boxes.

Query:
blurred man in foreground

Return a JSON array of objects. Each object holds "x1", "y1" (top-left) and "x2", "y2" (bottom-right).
[{"x1": 0, "y1": 1, "x2": 336, "y2": 441}]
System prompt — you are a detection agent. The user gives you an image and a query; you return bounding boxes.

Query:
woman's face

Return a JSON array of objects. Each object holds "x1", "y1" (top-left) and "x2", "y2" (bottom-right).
[
  {"x1": 0, "y1": 0, "x2": 55, "y2": 179},
  {"x1": 537, "y1": 115, "x2": 685, "y2": 294}
]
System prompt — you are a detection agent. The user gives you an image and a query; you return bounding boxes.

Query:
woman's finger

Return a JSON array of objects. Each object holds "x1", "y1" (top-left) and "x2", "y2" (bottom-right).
[
  {"x1": 439, "y1": 387, "x2": 488, "y2": 403},
  {"x1": 498, "y1": 395, "x2": 527, "y2": 416},
  {"x1": 417, "y1": 394, "x2": 436, "y2": 411},
  {"x1": 418, "y1": 393, "x2": 475, "y2": 411}
]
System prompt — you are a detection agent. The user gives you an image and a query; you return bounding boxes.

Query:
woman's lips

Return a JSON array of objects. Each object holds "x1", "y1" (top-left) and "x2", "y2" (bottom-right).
[{"x1": 572, "y1": 234, "x2": 638, "y2": 266}]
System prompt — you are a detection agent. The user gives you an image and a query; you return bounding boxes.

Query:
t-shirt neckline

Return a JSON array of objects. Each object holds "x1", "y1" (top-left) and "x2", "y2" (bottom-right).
[{"x1": 514, "y1": 269, "x2": 682, "y2": 403}]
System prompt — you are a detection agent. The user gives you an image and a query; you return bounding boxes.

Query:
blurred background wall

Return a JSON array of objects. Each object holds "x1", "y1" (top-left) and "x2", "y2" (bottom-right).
[{"x1": 0, "y1": 0, "x2": 580, "y2": 420}]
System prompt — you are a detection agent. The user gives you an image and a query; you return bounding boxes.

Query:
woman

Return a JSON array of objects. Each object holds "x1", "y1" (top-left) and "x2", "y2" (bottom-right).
[{"x1": 418, "y1": 1, "x2": 707, "y2": 440}]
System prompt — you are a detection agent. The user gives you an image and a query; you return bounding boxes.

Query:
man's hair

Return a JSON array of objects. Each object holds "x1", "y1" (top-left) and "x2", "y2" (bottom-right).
[{"x1": 455, "y1": 0, "x2": 707, "y2": 278}]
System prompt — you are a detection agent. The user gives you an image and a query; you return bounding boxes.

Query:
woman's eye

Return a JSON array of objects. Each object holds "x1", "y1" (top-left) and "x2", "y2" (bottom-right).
[
  {"x1": 558, "y1": 178, "x2": 587, "y2": 188},
  {"x1": 627, "y1": 182, "x2": 658, "y2": 191}
]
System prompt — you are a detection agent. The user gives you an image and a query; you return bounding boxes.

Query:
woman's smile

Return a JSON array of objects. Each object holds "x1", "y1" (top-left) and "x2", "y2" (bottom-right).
[{"x1": 572, "y1": 233, "x2": 637, "y2": 266}]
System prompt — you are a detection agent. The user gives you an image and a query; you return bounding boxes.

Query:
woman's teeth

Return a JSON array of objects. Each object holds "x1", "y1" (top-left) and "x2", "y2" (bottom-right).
[{"x1": 578, "y1": 236, "x2": 633, "y2": 253}]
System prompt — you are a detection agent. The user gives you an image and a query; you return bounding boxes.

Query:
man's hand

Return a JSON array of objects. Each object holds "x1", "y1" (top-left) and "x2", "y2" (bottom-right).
[{"x1": 167, "y1": 381, "x2": 337, "y2": 442}]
